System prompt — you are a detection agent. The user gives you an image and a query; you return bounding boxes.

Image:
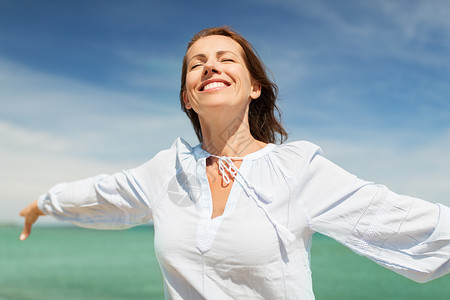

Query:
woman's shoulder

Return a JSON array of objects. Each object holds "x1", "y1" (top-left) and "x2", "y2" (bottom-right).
[
  {"x1": 133, "y1": 137, "x2": 195, "y2": 175},
  {"x1": 259, "y1": 140, "x2": 323, "y2": 176},
  {"x1": 270, "y1": 140, "x2": 322, "y2": 159}
]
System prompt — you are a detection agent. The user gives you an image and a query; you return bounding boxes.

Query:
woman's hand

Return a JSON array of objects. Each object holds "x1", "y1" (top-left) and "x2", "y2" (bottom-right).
[{"x1": 19, "y1": 200, "x2": 45, "y2": 241}]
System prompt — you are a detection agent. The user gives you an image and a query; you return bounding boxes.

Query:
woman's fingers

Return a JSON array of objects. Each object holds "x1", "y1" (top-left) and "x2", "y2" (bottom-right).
[
  {"x1": 19, "y1": 200, "x2": 44, "y2": 241},
  {"x1": 20, "y1": 213, "x2": 38, "y2": 241},
  {"x1": 19, "y1": 218, "x2": 31, "y2": 241},
  {"x1": 19, "y1": 230, "x2": 28, "y2": 241}
]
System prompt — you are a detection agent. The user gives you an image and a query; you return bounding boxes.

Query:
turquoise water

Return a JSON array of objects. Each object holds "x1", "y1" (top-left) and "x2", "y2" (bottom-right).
[{"x1": 1, "y1": 226, "x2": 448, "y2": 299}]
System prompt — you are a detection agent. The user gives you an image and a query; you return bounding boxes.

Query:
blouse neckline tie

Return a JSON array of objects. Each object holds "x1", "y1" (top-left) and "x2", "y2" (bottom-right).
[{"x1": 211, "y1": 155, "x2": 239, "y2": 185}]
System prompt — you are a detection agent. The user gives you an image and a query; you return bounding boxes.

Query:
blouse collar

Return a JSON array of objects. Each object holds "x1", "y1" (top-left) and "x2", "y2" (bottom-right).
[{"x1": 193, "y1": 142, "x2": 275, "y2": 161}]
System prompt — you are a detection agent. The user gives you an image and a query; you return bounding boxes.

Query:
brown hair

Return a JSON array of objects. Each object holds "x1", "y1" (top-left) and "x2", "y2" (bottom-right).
[{"x1": 179, "y1": 26, "x2": 288, "y2": 144}]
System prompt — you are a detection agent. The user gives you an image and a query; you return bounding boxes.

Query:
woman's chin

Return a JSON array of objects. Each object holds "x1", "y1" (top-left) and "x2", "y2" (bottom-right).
[{"x1": 196, "y1": 95, "x2": 248, "y2": 110}]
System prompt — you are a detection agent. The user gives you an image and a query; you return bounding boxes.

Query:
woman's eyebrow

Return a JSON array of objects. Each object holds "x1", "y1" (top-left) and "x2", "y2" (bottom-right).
[
  {"x1": 217, "y1": 50, "x2": 238, "y2": 57},
  {"x1": 189, "y1": 50, "x2": 238, "y2": 63},
  {"x1": 189, "y1": 53, "x2": 207, "y2": 62}
]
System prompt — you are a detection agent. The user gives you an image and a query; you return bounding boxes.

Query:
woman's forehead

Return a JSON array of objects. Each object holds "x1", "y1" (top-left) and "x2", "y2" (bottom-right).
[{"x1": 186, "y1": 35, "x2": 244, "y2": 59}]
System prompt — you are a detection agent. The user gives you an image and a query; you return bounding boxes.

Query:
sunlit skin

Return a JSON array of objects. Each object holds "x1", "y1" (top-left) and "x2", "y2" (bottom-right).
[
  {"x1": 19, "y1": 200, "x2": 44, "y2": 240},
  {"x1": 183, "y1": 35, "x2": 264, "y2": 156},
  {"x1": 183, "y1": 35, "x2": 266, "y2": 218},
  {"x1": 19, "y1": 35, "x2": 267, "y2": 238}
]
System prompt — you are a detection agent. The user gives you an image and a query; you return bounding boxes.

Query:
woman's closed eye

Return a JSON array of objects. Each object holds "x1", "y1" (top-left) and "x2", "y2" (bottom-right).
[
  {"x1": 221, "y1": 58, "x2": 235, "y2": 63},
  {"x1": 190, "y1": 63, "x2": 203, "y2": 70}
]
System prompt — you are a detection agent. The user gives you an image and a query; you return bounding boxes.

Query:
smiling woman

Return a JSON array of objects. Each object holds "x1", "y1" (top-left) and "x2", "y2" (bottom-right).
[
  {"x1": 183, "y1": 36, "x2": 260, "y2": 117},
  {"x1": 180, "y1": 27, "x2": 287, "y2": 146},
  {"x1": 19, "y1": 26, "x2": 450, "y2": 299}
]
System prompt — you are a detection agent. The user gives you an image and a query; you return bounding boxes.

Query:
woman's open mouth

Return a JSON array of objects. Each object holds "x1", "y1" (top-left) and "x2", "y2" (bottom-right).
[{"x1": 199, "y1": 79, "x2": 231, "y2": 91}]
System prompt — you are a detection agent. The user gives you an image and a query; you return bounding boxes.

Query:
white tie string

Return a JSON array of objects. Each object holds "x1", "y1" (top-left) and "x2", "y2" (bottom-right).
[{"x1": 215, "y1": 156, "x2": 239, "y2": 185}]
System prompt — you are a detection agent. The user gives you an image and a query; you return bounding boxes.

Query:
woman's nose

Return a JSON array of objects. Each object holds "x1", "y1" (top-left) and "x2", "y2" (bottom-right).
[{"x1": 203, "y1": 62, "x2": 220, "y2": 77}]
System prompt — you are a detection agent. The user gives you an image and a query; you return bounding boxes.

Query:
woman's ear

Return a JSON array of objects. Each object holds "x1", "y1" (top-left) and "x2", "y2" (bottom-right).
[
  {"x1": 183, "y1": 91, "x2": 192, "y2": 109},
  {"x1": 250, "y1": 82, "x2": 262, "y2": 100}
]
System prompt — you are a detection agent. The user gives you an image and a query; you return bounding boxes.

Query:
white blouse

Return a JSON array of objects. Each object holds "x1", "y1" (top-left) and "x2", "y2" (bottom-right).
[{"x1": 38, "y1": 138, "x2": 450, "y2": 299}]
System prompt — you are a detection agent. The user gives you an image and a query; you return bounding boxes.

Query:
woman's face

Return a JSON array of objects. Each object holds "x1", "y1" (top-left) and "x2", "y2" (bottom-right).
[{"x1": 183, "y1": 35, "x2": 261, "y2": 116}]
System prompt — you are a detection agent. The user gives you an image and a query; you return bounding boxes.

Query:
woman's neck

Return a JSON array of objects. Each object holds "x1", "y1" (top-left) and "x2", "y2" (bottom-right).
[{"x1": 199, "y1": 112, "x2": 266, "y2": 157}]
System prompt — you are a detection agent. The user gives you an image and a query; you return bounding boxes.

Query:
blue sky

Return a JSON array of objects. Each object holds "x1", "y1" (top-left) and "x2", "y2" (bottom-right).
[{"x1": 1, "y1": 0, "x2": 449, "y2": 223}]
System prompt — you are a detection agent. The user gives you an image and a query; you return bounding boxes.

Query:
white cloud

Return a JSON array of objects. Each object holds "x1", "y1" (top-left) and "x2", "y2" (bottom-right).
[
  {"x1": 377, "y1": 0, "x2": 450, "y2": 41},
  {"x1": 112, "y1": 48, "x2": 182, "y2": 89},
  {"x1": 0, "y1": 57, "x2": 169, "y2": 119},
  {"x1": 0, "y1": 121, "x2": 73, "y2": 154},
  {"x1": 256, "y1": 0, "x2": 450, "y2": 70}
]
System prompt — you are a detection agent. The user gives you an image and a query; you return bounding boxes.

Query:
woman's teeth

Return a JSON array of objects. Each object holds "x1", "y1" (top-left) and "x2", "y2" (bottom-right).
[{"x1": 203, "y1": 82, "x2": 227, "y2": 91}]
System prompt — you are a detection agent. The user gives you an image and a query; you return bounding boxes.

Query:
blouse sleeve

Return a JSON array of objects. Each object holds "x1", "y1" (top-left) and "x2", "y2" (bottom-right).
[
  {"x1": 37, "y1": 138, "x2": 182, "y2": 230},
  {"x1": 37, "y1": 169, "x2": 152, "y2": 229},
  {"x1": 298, "y1": 147, "x2": 450, "y2": 283}
]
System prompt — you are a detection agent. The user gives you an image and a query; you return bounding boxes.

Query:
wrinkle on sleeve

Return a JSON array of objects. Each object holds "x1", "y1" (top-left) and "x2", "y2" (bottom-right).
[
  {"x1": 37, "y1": 170, "x2": 152, "y2": 229},
  {"x1": 298, "y1": 150, "x2": 450, "y2": 283}
]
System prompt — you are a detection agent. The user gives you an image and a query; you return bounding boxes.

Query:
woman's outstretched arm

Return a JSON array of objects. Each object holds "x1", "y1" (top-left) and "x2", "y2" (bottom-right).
[
  {"x1": 16, "y1": 139, "x2": 183, "y2": 240},
  {"x1": 297, "y1": 147, "x2": 450, "y2": 282}
]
